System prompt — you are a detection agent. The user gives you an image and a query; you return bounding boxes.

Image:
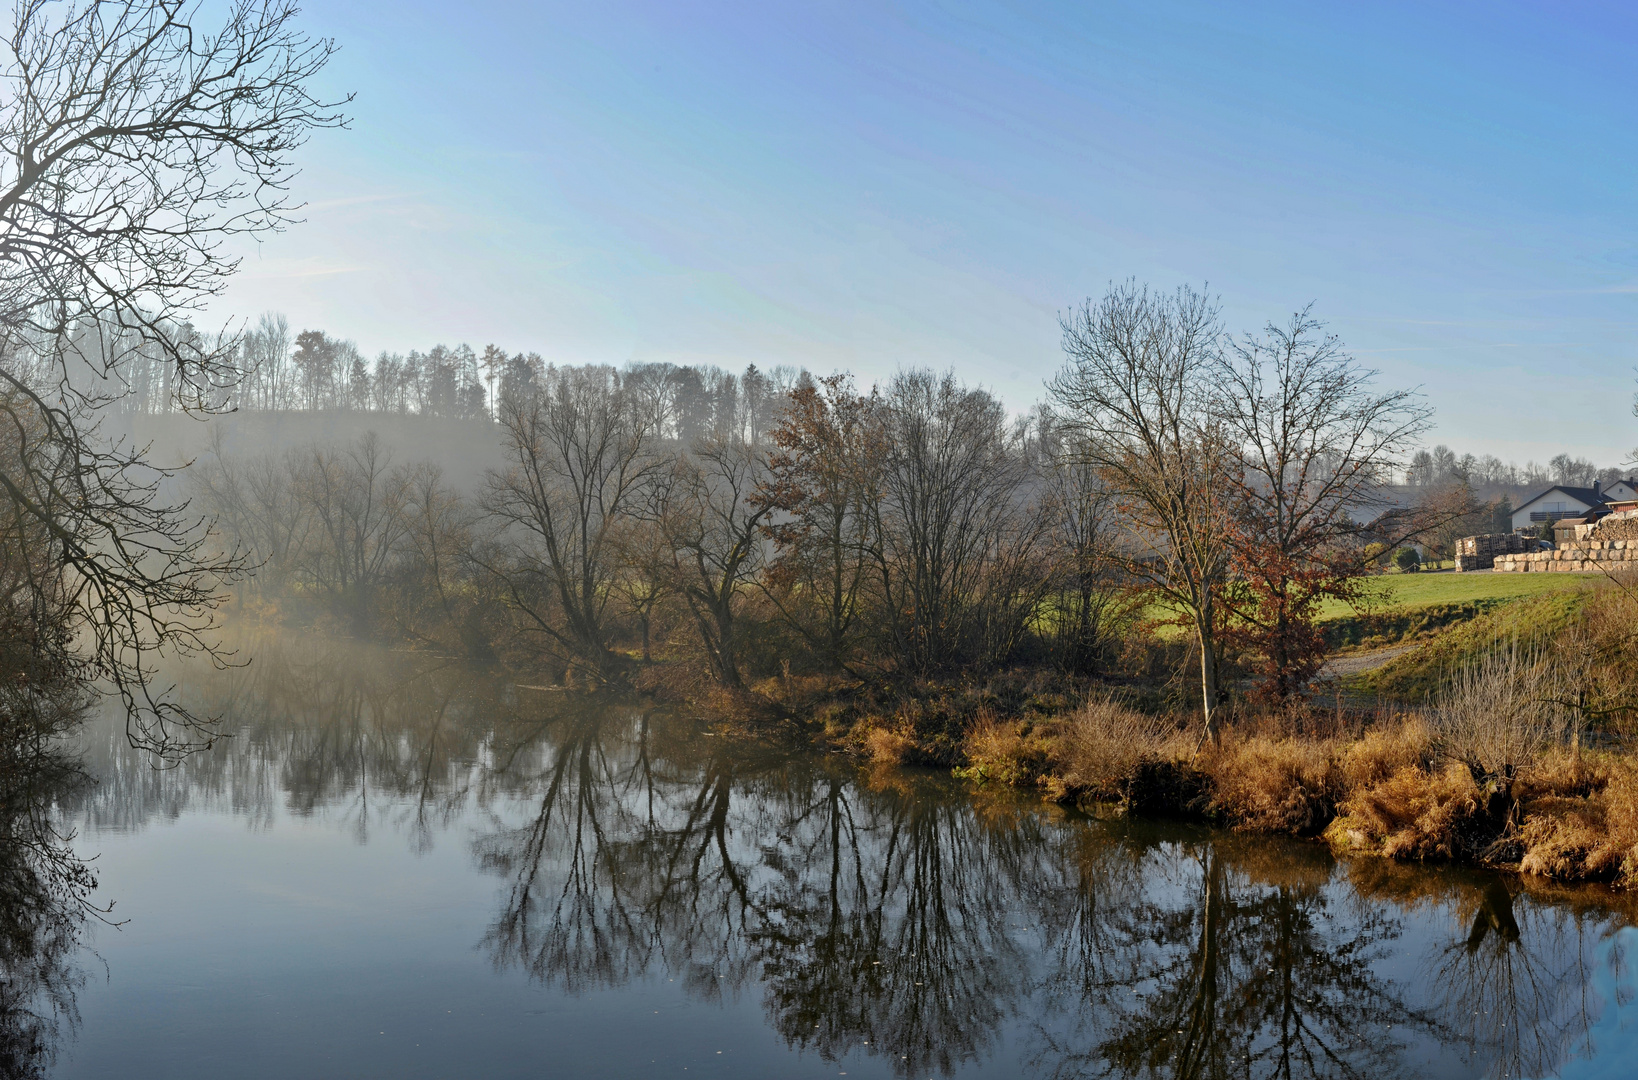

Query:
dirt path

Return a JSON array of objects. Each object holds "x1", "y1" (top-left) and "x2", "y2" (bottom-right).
[{"x1": 1318, "y1": 643, "x2": 1418, "y2": 681}]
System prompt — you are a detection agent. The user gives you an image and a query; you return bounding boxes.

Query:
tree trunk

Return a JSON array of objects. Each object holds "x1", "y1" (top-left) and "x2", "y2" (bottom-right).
[
  {"x1": 713, "y1": 605, "x2": 742, "y2": 688},
  {"x1": 1194, "y1": 604, "x2": 1221, "y2": 757}
]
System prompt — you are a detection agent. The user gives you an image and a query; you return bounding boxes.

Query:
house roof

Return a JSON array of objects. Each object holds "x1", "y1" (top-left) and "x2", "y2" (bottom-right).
[{"x1": 1515, "y1": 486, "x2": 1608, "y2": 514}]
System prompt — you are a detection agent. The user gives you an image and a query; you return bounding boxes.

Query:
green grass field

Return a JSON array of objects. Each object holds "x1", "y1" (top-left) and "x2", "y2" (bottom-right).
[
  {"x1": 1316, "y1": 569, "x2": 1593, "y2": 621},
  {"x1": 1351, "y1": 587, "x2": 1591, "y2": 701},
  {"x1": 1131, "y1": 567, "x2": 1593, "y2": 645}
]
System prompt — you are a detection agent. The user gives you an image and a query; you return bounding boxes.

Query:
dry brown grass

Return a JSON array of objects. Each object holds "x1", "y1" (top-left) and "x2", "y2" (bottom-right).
[
  {"x1": 1321, "y1": 729, "x2": 1638, "y2": 881},
  {"x1": 863, "y1": 724, "x2": 921, "y2": 766},
  {"x1": 957, "y1": 690, "x2": 1638, "y2": 888},
  {"x1": 1338, "y1": 715, "x2": 1435, "y2": 789},
  {"x1": 1512, "y1": 755, "x2": 1638, "y2": 884},
  {"x1": 1056, "y1": 699, "x2": 1188, "y2": 795},
  {"x1": 961, "y1": 713, "x2": 1061, "y2": 789},
  {"x1": 1325, "y1": 761, "x2": 1488, "y2": 861},
  {"x1": 1201, "y1": 734, "x2": 1342, "y2": 836}
]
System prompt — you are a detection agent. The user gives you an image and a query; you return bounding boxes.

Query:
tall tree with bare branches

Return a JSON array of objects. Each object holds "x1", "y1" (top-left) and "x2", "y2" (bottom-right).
[
  {"x1": 1049, "y1": 282, "x2": 1231, "y2": 740},
  {"x1": 874, "y1": 369, "x2": 1043, "y2": 676},
  {"x1": 0, "y1": 1, "x2": 346, "y2": 754},
  {"x1": 652, "y1": 436, "x2": 776, "y2": 689},
  {"x1": 1213, "y1": 308, "x2": 1431, "y2": 701},
  {"x1": 483, "y1": 366, "x2": 661, "y2": 681}
]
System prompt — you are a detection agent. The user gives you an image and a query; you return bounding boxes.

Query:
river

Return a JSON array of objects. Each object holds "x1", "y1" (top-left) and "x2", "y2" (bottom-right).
[{"x1": 35, "y1": 634, "x2": 1638, "y2": 1078}]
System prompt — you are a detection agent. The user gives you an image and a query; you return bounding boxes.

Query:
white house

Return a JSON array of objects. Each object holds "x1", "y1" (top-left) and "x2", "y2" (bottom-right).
[
  {"x1": 1604, "y1": 478, "x2": 1638, "y2": 502},
  {"x1": 1510, "y1": 480, "x2": 1638, "y2": 531}
]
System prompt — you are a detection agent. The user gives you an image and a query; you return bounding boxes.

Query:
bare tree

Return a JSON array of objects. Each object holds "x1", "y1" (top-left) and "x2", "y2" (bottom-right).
[
  {"x1": 0, "y1": 1, "x2": 346, "y2": 754},
  {"x1": 193, "y1": 432, "x2": 310, "y2": 593},
  {"x1": 1036, "y1": 410, "x2": 1126, "y2": 674},
  {"x1": 1213, "y1": 307, "x2": 1431, "y2": 700},
  {"x1": 1049, "y1": 282, "x2": 1231, "y2": 741},
  {"x1": 483, "y1": 366, "x2": 660, "y2": 681},
  {"x1": 652, "y1": 437, "x2": 776, "y2": 688},
  {"x1": 288, "y1": 433, "x2": 411, "y2": 623},
  {"x1": 392, "y1": 463, "x2": 482, "y2": 650},
  {"x1": 874, "y1": 369, "x2": 1042, "y2": 676},
  {"x1": 238, "y1": 311, "x2": 292, "y2": 411}
]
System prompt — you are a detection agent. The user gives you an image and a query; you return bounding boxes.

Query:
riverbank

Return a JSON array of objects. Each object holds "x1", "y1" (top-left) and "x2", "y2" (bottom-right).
[
  {"x1": 956, "y1": 704, "x2": 1638, "y2": 886},
  {"x1": 654, "y1": 663, "x2": 1638, "y2": 891},
  {"x1": 703, "y1": 577, "x2": 1638, "y2": 891}
]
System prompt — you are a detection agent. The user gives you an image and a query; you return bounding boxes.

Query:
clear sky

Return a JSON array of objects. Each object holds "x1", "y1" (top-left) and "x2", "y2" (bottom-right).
[{"x1": 223, "y1": 0, "x2": 1638, "y2": 465}]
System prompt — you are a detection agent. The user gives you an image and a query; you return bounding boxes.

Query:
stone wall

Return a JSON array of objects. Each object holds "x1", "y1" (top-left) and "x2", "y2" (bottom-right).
[
  {"x1": 1491, "y1": 511, "x2": 1638, "y2": 572},
  {"x1": 1494, "y1": 541, "x2": 1635, "y2": 572}
]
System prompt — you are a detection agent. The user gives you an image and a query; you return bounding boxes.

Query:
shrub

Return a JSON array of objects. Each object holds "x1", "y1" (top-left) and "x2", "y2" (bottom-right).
[
  {"x1": 1057, "y1": 699, "x2": 1186, "y2": 797},
  {"x1": 863, "y1": 725, "x2": 920, "y2": 766},
  {"x1": 1435, "y1": 642, "x2": 1562, "y2": 781}
]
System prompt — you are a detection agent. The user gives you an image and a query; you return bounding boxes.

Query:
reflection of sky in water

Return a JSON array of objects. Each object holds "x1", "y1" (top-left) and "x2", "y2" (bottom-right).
[
  {"x1": 46, "y1": 640, "x2": 1638, "y2": 1079},
  {"x1": 1557, "y1": 927, "x2": 1638, "y2": 1080}
]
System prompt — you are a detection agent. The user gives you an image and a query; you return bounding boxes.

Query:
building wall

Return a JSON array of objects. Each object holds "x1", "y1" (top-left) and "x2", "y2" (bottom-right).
[{"x1": 1511, "y1": 494, "x2": 1594, "y2": 532}]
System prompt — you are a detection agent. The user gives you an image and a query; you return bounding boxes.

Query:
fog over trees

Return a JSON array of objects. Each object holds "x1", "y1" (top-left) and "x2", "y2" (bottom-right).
[{"x1": 182, "y1": 281, "x2": 1496, "y2": 712}]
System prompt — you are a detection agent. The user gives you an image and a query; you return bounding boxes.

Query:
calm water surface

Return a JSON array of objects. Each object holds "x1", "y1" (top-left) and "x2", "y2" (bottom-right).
[{"x1": 40, "y1": 637, "x2": 1638, "y2": 1078}]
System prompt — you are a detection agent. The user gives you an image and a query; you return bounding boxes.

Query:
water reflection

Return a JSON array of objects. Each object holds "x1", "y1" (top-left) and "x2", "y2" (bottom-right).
[
  {"x1": 0, "y1": 725, "x2": 96, "y2": 1077},
  {"x1": 65, "y1": 636, "x2": 1638, "y2": 1079},
  {"x1": 1350, "y1": 860, "x2": 1630, "y2": 1080}
]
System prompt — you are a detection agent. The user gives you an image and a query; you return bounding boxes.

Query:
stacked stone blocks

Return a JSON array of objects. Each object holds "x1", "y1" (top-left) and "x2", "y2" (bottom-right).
[{"x1": 1491, "y1": 511, "x2": 1638, "y2": 573}]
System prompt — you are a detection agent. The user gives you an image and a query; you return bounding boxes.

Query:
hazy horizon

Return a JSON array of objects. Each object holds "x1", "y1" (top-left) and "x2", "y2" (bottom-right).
[{"x1": 217, "y1": 0, "x2": 1638, "y2": 464}]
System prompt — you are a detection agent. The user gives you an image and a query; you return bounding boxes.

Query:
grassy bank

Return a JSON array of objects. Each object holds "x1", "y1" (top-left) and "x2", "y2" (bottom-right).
[
  {"x1": 1351, "y1": 588, "x2": 1592, "y2": 701},
  {"x1": 803, "y1": 576, "x2": 1638, "y2": 890},
  {"x1": 1318, "y1": 566, "x2": 1590, "y2": 617},
  {"x1": 1315, "y1": 569, "x2": 1591, "y2": 650}
]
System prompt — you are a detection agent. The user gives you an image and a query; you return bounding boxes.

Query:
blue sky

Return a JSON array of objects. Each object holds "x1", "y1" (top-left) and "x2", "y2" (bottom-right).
[{"x1": 224, "y1": 0, "x2": 1638, "y2": 464}]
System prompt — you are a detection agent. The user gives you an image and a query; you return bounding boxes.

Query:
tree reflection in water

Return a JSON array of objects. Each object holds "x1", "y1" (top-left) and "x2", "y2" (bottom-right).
[
  {"x1": 1024, "y1": 831, "x2": 1449, "y2": 1080},
  {"x1": 0, "y1": 715, "x2": 100, "y2": 1076},
  {"x1": 1351, "y1": 861, "x2": 1633, "y2": 1080},
  {"x1": 68, "y1": 636, "x2": 1638, "y2": 1079}
]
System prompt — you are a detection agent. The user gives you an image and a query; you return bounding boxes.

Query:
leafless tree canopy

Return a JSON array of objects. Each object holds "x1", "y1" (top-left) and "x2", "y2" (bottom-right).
[
  {"x1": 1050, "y1": 281, "x2": 1231, "y2": 734},
  {"x1": 1215, "y1": 307, "x2": 1431, "y2": 558},
  {"x1": 874, "y1": 370, "x2": 1046, "y2": 676},
  {"x1": 0, "y1": 1, "x2": 346, "y2": 755},
  {"x1": 481, "y1": 365, "x2": 662, "y2": 681}
]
